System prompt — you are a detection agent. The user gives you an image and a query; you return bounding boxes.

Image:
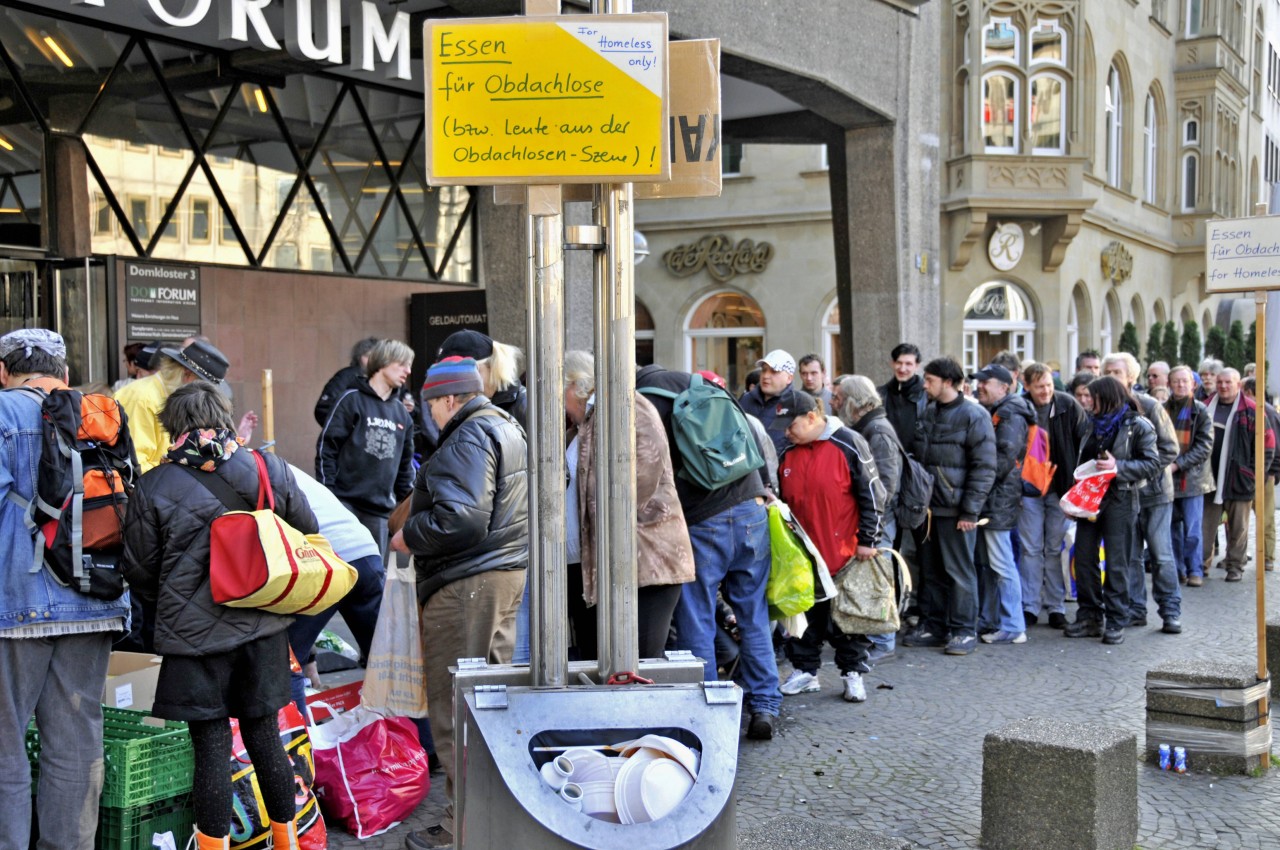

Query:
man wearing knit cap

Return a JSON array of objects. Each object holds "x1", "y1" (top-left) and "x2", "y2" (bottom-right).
[{"x1": 392, "y1": 356, "x2": 528, "y2": 850}]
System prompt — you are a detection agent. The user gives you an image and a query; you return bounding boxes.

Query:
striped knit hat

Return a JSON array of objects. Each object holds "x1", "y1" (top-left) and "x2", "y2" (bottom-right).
[{"x1": 421, "y1": 356, "x2": 484, "y2": 399}]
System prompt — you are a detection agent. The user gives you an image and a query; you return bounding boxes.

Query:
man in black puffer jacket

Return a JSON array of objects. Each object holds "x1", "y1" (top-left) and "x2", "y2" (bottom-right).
[
  {"x1": 392, "y1": 356, "x2": 527, "y2": 850},
  {"x1": 973, "y1": 364, "x2": 1034, "y2": 645},
  {"x1": 902, "y1": 357, "x2": 996, "y2": 657}
]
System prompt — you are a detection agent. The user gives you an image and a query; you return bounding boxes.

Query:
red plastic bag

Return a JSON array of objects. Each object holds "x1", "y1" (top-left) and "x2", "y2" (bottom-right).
[
  {"x1": 310, "y1": 706, "x2": 430, "y2": 838},
  {"x1": 228, "y1": 702, "x2": 327, "y2": 850},
  {"x1": 1059, "y1": 460, "x2": 1117, "y2": 521}
]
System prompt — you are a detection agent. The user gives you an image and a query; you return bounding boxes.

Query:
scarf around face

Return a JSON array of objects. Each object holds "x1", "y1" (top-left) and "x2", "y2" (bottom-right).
[
  {"x1": 163, "y1": 428, "x2": 242, "y2": 472},
  {"x1": 1167, "y1": 395, "x2": 1197, "y2": 456},
  {"x1": 1091, "y1": 408, "x2": 1126, "y2": 451}
]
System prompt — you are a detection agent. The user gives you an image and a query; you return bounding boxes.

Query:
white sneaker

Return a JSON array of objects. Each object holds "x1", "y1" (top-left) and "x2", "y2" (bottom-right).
[
  {"x1": 841, "y1": 671, "x2": 867, "y2": 703},
  {"x1": 780, "y1": 669, "x2": 820, "y2": 695}
]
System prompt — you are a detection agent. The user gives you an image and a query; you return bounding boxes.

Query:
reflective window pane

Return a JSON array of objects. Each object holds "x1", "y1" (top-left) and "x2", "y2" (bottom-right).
[
  {"x1": 688, "y1": 292, "x2": 766, "y2": 329},
  {"x1": 983, "y1": 20, "x2": 1018, "y2": 63},
  {"x1": 1031, "y1": 75, "x2": 1064, "y2": 152},
  {"x1": 983, "y1": 74, "x2": 1017, "y2": 151},
  {"x1": 1031, "y1": 22, "x2": 1064, "y2": 64}
]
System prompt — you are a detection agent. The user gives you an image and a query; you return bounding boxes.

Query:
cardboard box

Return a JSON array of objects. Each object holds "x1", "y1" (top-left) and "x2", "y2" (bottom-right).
[{"x1": 103, "y1": 651, "x2": 163, "y2": 711}]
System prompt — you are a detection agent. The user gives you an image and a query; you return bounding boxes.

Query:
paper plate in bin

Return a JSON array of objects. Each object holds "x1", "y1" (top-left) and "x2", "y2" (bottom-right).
[
  {"x1": 613, "y1": 749, "x2": 658, "y2": 824},
  {"x1": 639, "y1": 758, "x2": 696, "y2": 821},
  {"x1": 612, "y1": 734, "x2": 699, "y2": 778}
]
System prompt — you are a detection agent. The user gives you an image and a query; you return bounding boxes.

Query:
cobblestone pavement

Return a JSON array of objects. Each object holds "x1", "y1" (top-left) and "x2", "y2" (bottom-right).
[{"x1": 329, "y1": 517, "x2": 1280, "y2": 849}]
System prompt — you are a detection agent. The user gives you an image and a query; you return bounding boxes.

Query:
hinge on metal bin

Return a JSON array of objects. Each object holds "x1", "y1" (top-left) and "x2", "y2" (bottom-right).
[
  {"x1": 475, "y1": 685, "x2": 508, "y2": 710},
  {"x1": 664, "y1": 650, "x2": 697, "y2": 663},
  {"x1": 456, "y1": 657, "x2": 489, "y2": 671},
  {"x1": 703, "y1": 681, "x2": 738, "y2": 705}
]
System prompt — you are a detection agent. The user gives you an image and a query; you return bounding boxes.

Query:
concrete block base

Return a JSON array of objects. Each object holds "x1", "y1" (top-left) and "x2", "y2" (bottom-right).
[
  {"x1": 981, "y1": 717, "x2": 1137, "y2": 850},
  {"x1": 1145, "y1": 661, "x2": 1271, "y2": 776}
]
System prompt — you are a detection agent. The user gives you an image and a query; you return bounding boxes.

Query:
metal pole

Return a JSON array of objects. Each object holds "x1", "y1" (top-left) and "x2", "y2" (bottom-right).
[
  {"x1": 529, "y1": 191, "x2": 569, "y2": 688},
  {"x1": 591, "y1": 0, "x2": 639, "y2": 682}
]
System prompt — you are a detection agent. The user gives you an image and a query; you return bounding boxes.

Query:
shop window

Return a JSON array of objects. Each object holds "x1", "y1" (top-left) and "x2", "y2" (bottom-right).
[
  {"x1": 636, "y1": 298, "x2": 655, "y2": 368},
  {"x1": 684, "y1": 290, "x2": 765, "y2": 395},
  {"x1": 190, "y1": 197, "x2": 210, "y2": 243},
  {"x1": 128, "y1": 196, "x2": 150, "y2": 243},
  {"x1": 1182, "y1": 152, "x2": 1199, "y2": 211},
  {"x1": 1030, "y1": 73, "x2": 1065, "y2": 154},
  {"x1": 961, "y1": 281, "x2": 1035, "y2": 375},
  {"x1": 982, "y1": 19, "x2": 1019, "y2": 64},
  {"x1": 982, "y1": 73, "x2": 1019, "y2": 152},
  {"x1": 1105, "y1": 65, "x2": 1124, "y2": 187}
]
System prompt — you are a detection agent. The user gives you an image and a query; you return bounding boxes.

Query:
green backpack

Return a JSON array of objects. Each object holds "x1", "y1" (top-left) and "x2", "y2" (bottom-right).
[{"x1": 638, "y1": 373, "x2": 765, "y2": 491}]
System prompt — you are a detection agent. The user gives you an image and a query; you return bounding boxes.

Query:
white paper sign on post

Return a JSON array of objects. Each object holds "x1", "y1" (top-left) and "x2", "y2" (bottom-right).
[{"x1": 1205, "y1": 216, "x2": 1280, "y2": 293}]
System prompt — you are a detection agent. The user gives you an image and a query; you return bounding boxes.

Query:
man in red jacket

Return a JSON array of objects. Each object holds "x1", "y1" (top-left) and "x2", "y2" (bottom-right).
[{"x1": 775, "y1": 393, "x2": 886, "y2": 703}]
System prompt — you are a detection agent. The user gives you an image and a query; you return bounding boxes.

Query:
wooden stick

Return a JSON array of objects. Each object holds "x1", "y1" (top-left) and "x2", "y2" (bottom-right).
[{"x1": 261, "y1": 369, "x2": 275, "y2": 453}]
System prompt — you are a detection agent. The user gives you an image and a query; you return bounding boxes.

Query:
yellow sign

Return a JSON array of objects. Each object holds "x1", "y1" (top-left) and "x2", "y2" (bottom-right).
[{"x1": 425, "y1": 15, "x2": 669, "y2": 185}]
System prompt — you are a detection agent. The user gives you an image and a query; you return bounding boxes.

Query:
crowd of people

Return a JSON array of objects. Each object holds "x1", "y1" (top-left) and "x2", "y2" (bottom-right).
[{"x1": 3, "y1": 321, "x2": 1278, "y2": 850}]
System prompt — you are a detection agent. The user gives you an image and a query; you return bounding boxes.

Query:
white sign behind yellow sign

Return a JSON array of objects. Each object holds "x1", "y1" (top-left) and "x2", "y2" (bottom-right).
[{"x1": 425, "y1": 14, "x2": 669, "y2": 185}]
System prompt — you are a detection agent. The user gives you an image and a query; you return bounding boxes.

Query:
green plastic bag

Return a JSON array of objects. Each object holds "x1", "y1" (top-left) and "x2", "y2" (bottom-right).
[{"x1": 766, "y1": 504, "x2": 815, "y2": 619}]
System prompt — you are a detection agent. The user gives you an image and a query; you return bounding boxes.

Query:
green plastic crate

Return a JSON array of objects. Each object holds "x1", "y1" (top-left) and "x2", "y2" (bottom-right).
[
  {"x1": 27, "y1": 707, "x2": 194, "y2": 807},
  {"x1": 96, "y1": 795, "x2": 194, "y2": 850}
]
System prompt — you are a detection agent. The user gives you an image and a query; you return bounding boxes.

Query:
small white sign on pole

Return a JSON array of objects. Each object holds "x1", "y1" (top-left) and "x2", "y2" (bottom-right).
[{"x1": 1205, "y1": 215, "x2": 1280, "y2": 293}]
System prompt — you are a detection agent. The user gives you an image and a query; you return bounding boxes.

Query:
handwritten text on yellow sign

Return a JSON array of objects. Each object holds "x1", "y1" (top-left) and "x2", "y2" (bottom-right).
[{"x1": 425, "y1": 15, "x2": 668, "y2": 184}]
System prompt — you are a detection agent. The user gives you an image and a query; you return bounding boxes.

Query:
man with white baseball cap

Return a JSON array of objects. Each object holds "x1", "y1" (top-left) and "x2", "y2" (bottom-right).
[{"x1": 740, "y1": 349, "x2": 801, "y2": 456}]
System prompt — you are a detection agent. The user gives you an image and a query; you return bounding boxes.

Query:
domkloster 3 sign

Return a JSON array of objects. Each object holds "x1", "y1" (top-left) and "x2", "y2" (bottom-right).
[{"x1": 125, "y1": 262, "x2": 202, "y2": 342}]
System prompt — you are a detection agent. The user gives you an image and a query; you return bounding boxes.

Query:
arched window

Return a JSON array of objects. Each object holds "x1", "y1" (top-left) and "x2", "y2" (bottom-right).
[
  {"x1": 1030, "y1": 19, "x2": 1066, "y2": 65},
  {"x1": 1129, "y1": 295, "x2": 1146, "y2": 349},
  {"x1": 983, "y1": 72, "x2": 1019, "y2": 152},
  {"x1": 820, "y1": 297, "x2": 842, "y2": 377},
  {"x1": 1030, "y1": 73, "x2": 1065, "y2": 154},
  {"x1": 961, "y1": 281, "x2": 1036, "y2": 375},
  {"x1": 1069, "y1": 282, "x2": 1092, "y2": 371},
  {"x1": 684, "y1": 290, "x2": 765, "y2": 392},
  {"x1": 1102, "y1": 293, "x2": 1121, "y2": 355},
  {"x1": 1183, "y1": 118, "x2": 1199, "y2": 145},
  {"x1": 983, "y1": 18, "x2": 1019, "y2": 64},
  {"x1": 1182, "y1": 152, "x2": 1199, "y2": 212},
  {"x1": 1143, "y1": 94, "x2": 1158, "y2": 204},
  {"x1": 635, "y1": 298, "x2": 655, "y2": 367},
  {"x1": 1105, "y1": 65, "x2": 1123, "y2": 186}
]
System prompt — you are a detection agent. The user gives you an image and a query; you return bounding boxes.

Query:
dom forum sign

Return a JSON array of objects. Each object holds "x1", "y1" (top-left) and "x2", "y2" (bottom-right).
[{"x1": 125, "y1": 262, "x2": 201, "y2": 342}]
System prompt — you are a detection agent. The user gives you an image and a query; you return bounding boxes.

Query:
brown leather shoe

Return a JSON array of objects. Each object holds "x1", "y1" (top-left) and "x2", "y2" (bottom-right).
[
  {"x1": 1225, "y1": 569, "x2": 1244, "y2": 582},
  {"x1": 1187, "y1": 575, "x2": 1204, "y2": 587}
]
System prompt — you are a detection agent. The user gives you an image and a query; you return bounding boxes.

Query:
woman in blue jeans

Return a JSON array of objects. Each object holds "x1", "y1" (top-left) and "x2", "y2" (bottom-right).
[{"x1": 1063, "y1": 377, "x2": 1160, "y2": 646}]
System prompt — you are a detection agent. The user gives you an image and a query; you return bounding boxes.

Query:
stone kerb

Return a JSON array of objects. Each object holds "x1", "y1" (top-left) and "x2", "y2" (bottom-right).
[
  {"x1": 981, "y1": 716, "x2": 1137, "y2": 850},
  {"x1": 1145, "y1": 660, "x2": 1272, "y2": 775},
  {"x1": 1267, "y1": 616, "x2": 1280, "y2": 700}
]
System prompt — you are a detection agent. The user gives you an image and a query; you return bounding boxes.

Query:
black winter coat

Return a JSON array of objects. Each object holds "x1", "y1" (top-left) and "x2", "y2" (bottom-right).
[
  {"x1": 1164, "y1": 396, "x2": 1214, "y2": 498},
  {"x1": 404, "y1": 396, "x2": 529, "y2": 603},
  {"x1": 915, "y1": 396, "x2": 996, "y2": 520},
  {"x1": 739, "y1": 382, "x2": 802, "y2": 457},
  {"x1": 1136, "y1": 392, "x2": 1178, "y2": 507},
  {"x1": 879, "y1": 374, "x2": 927, "y2": 449},
  {"x1": 122, "y1": 450, "x2": 318, "y2": 657},
  {"x1": 982, "y1": 393, "x2": 1034, "y2": 530},
  {"x1": 1078, "y1": 409, "x2": 1161, "y2": 493}
]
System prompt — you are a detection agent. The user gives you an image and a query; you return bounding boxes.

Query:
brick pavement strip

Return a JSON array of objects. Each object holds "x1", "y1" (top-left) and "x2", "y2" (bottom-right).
[{"x1": 327, "y1": 519, "x2": 1280, "y2": 849}]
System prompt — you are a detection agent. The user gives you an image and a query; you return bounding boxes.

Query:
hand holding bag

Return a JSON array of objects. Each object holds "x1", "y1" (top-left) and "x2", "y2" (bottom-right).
[
  {"x1": 1058, "y1": 459, "x2": 1117, "y2": 521},
  {"x1": 181, "y1": 451, "x2": 358, "y2": 614},
  {"x1": 772, "y1": 501, "x2": 837, "y2": 604},
  {"x1": 361, "y1": 559, "x2": 429, "y2": 716},
  {"x1": 766, "y1": 503, "x2": 815, "y2": 619},
  {"x1": 831, "y1": 549, "x2": 913, "y2": 635}
]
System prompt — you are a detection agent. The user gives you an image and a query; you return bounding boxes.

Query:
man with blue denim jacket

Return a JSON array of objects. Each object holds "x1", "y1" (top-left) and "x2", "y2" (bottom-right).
[{"x1": 0, "y1": 329, "x2": 131, "y2": 850}]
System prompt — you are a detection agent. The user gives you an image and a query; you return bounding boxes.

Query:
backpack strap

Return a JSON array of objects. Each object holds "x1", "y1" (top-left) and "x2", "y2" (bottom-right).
[
  {"x1": 637, "y1": 385, "x2": 678, "y2": 401},
  {"x1": 174, "y1": 461, "x2": 257, "y2": 512},
  {"x1": 4, "y1": 386, "x2": 55, "y2": 575}
]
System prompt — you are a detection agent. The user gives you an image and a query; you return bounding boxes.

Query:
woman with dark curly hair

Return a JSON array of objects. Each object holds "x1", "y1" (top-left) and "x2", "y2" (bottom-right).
[{"x1": 1063, "y1": 376, "x2": 1160, "y2": 646}]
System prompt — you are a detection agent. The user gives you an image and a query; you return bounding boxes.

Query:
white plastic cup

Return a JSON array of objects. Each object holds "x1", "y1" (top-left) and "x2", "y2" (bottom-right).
[
  {"x1": 560, "y1": 782, "x2": 584, "y2": 810},
  {"x1": 540, "y1": 755, "x2": 574, "y2": 790}
]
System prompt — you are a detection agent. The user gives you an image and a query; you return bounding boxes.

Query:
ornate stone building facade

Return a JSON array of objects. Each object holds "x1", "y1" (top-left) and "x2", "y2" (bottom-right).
[{"x1": 941, "y1": 0, "x2": 1275, "y2": 376}]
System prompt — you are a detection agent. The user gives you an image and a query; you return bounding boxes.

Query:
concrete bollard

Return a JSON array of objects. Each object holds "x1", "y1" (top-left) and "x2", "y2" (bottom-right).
[
  {"x1": 1146, "y1": 660, "x2": 1271, "y2": 775},
  {"x1": 981, "y1": 717, "x2": 1137, "y2": 850}
]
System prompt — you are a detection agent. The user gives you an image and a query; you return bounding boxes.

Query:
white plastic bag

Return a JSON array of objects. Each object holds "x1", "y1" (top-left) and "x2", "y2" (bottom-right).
[{"x1": 360, "y1": 560, "x2": 429, "y2": 716}]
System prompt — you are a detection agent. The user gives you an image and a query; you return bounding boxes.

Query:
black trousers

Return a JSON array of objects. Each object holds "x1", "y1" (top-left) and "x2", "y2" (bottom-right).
[
  {"x1": 569, "y1": 565, "x2": 684, "y2": 661},
  {"x1": 918, "y1": 520, "x2": 979, "y2": 637},
  {"x1": 1074, "y1": 489, "x2": 1138, "y2": 629},
  {"x1": 784, "y1": 598, "x2": 872, "y2": 675}
]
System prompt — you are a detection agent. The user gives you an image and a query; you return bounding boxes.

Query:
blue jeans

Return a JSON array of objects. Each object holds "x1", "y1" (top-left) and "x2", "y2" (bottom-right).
[
  {"x1": 1017, "y1": 493, "x2": 1068, "y2": 618},
  {"x1": 287, "y1": 554, "x2": 385, "y2": 666},
  {"x1": 1129, "y1": 501, "x2": 1182, "y2": 619},
  {"x1": 0, "y1": 631, "x2": 114, "y2": 850},
  {"x1": 512, "y1": 580, "x2": 531, "y2": 665},
  {"x1": 978, "y1": 528, "x2": 1024, "y2": 633},
  {"x1": 1171, "y1": 496, "x2": 1204, "y2": 579},
  {"x1": 673, "y1": 499, "x2": 781, "y2": 717}
]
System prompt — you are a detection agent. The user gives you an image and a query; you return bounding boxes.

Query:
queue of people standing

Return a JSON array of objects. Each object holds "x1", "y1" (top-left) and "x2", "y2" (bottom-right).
[{"x1": 5, "y1": 317, "x2": 1278, "y2": 850}]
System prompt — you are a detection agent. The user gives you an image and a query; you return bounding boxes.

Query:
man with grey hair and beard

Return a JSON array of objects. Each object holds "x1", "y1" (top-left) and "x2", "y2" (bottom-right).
[{"x1": 838, "y1": 375, "x2": 902, "y2": 664}]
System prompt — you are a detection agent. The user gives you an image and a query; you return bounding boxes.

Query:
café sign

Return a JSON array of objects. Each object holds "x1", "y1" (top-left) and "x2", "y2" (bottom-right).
[{"x1": 663, "y1": 234, "x2": 773, "y2": 282}]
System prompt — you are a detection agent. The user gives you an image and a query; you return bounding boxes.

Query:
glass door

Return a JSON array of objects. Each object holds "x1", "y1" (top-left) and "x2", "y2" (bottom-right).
[
  {"x1": 0, "y1": 259, "x2": 39, "y2": 337},
  {"x1": 52, "y1": 259, "x2": 111, "y2": 388}
]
